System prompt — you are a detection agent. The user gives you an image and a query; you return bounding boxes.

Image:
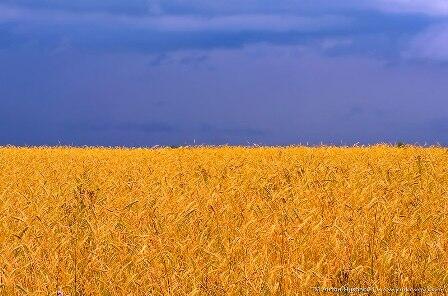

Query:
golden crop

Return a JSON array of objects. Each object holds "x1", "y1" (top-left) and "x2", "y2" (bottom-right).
[{"x1": 0, "y1": 146, "x2": 447, "y2": 295}]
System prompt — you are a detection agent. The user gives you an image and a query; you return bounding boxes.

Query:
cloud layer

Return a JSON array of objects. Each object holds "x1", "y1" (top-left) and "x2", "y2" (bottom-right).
[
  {"x1": 0, "y1": 5, "x2": 350, "y2": 32},
  {"x1": 1, "y1": 0, "x2": 448, "y2": 145},
  {"x1": 405, "y1": 24, "x2": 448, "y2": 61},
  {"x1": 375, "y1": 0, "x2": 448, "y2": 15},
  {"x1": 0, "y1": 2, "x2": 434, "y2": 57}
]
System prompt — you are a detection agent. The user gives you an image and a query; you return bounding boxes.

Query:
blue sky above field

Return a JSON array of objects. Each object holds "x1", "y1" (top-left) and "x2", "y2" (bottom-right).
[{"x1": 1, "y1": 0, "x2": 448, "y2": 146}]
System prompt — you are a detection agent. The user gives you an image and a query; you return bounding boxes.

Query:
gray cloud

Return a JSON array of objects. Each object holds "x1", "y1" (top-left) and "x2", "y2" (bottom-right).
[
  {"x1": 4, "y1": 0, "x2": 448, "y2": 16},
  {"x1": 0, "y1": 0, "x2": 154, "y2": 16},
  {"x1": 1, "y1": 1, "x2": 448, "y2": 146},
  {"x1": 0, "y1": 4, "x2": 350, "y2": 32},
  {"x1": 2, "y1": 42, "x2": 448, "y2": 146},
  {"x1": 404, "y1": 23, "x2": 448, "y2": 61},
  {"x1": 0, "y1": 3, "x2": 356, "y2": 55},
  {"x1": 0, "y1": 2, "x2": 434, "y2": 59},
  {"x1": 373, "y1": 0, "x2": 448, "y2": 16}
]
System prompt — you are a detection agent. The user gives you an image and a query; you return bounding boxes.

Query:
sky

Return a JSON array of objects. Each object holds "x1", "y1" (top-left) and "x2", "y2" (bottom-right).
[{"x1": 1, "y1": 0, "x2": 448, "y2": 146}]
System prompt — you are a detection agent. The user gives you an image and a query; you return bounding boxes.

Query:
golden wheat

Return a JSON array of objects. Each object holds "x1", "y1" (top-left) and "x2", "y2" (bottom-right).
[{"x1": 0, "y1": 146, "x2": 447, "y2": 295}]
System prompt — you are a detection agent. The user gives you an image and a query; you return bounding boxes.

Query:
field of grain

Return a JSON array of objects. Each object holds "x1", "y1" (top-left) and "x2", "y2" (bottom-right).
[{"x1": 0, "y1": 146, "x2": 447, "y2": 295}]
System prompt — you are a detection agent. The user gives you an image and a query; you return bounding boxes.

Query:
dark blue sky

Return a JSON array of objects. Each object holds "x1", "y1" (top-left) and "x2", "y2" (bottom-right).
[{"x1": 1, "y1": 1, "x2": 448, "y2": 146}]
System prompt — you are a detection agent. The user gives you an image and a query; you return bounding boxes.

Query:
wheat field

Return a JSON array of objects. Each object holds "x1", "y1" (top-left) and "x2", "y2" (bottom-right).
[{"x1": 0, "y1": 146, "x2": 447, "y2": 295}]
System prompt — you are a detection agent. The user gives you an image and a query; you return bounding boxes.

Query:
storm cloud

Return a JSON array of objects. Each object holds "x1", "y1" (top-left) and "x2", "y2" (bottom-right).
[{"x1": 1, "y1": 0, "x2": 447, "y2": 146}]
